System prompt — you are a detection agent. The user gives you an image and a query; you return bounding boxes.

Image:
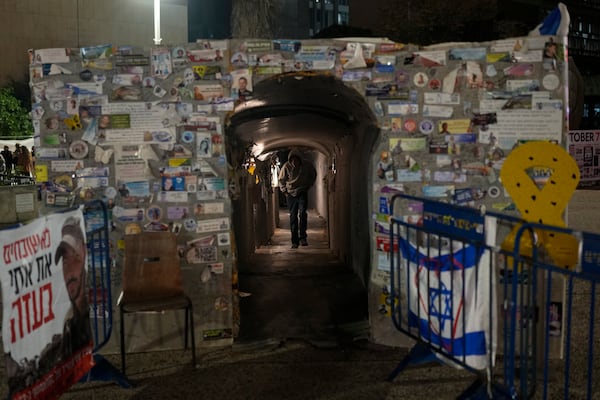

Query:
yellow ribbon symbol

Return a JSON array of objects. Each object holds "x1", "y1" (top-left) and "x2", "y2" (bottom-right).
[{"x1": 499, "y1": 141, "x2": 580, "y2": 269}]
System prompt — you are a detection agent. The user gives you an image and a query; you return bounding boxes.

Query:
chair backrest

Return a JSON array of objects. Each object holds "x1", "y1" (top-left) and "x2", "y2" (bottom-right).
[{"x1": 121, "y1": 231, "x2": 183, "y2": 303}]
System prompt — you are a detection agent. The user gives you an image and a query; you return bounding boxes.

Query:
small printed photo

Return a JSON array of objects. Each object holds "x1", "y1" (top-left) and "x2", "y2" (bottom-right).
[
  {"x1": 172, "y1": 47, "x2": 186, "y2": 61},
  {"x1": 98, "y1": 115, "x2": 111, "y2": 129},
  {"x1": 112, "y1": 73, "x2": 143, "y2": 86},
  {"x1": 50, "y1": 100, "x2": 63, "y2": 112},
  {"x1": 231, "y1": 70, "x2": 253, "y2": 101},
  {"x1": 66, "y1": 99, "x2": 78, "y2": 115},
  {"x1": 45, "y1": 116, "x2": 60, "y2": 130},
  {"x1": 170, "y1": 222, "x2": 182, "y2": 234},
  {"x1": 143, "y1": 76, "x2": 156, "y2": 88},
  {"x1": 231, "y1": 51, "x2": 248, "y2": 68},
  {"x1": 112, "y1": 86, "x2": 142, "y2": 101},
  {"x1": 147, "y1": 206, "x2": 162, "y2": 221},
  {"x1": 196, "y1": 136, "x2": 211, "y2": 157}
]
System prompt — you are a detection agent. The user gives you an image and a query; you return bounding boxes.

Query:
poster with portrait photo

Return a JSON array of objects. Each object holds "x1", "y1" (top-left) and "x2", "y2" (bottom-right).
[
  {"x1": 151, "y1": 47, "x2": 173, "y2": 78},
  {"x1": 162, "y1": 175, "x2": 186, "y2": 191},
  {"x1": 211, "y1": 133, "x2": 224, "y2": 157},
  {"x1": 0, "y1": 209, "x2": 94, "y2": 399},
  {"x1": 172, "y1": 47, "x2": 186, "y2": 64},
  {"x1": 66, "y1": 98, "x2": 79, "y2": 115},
  {"x1": 196, "y1": 132, "x2": 212, "y2": 158},
  {"x1": 230, "y1": 51, "x2": 248, "y2": 68},
  {"x1": 230, "y1": 69, "x2": 253, "y2": 101},
  {"x1": 192, "y1": 84, "x2": 224, "y2": 101}
]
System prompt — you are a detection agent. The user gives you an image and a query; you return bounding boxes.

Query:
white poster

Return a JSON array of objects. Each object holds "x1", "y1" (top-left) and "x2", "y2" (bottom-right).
[{"x1": 0, "y1": 209, "x2": 93, "y2": 398}]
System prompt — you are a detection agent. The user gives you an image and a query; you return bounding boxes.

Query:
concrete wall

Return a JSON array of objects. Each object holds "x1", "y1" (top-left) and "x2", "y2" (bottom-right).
[{"x1": 0, "y1": 0, "x2": 188, "y2": 83}]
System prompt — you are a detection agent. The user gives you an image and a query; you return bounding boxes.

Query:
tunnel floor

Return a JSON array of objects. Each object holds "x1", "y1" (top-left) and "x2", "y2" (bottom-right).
[{"x1": 236, "y1": 208, "x2": 369, "y2": 344}]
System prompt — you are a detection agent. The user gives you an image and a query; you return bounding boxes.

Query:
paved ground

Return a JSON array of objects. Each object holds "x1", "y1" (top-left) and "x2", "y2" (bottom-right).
[{"x1": 59, "y1": 340, "x2": 481, "y2": 400}]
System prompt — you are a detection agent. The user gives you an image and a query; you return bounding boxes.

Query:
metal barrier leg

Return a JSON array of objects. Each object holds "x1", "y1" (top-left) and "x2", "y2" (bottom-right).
[
  {"x1": 79, "y1": 354, "x2": 135, "y2": 388},
  {"x1": 387, "y1": 342, "x2": 438, "y2": 381},
  {"x1": 456, "y1": 378, "x2": 515, "y2": 400}
]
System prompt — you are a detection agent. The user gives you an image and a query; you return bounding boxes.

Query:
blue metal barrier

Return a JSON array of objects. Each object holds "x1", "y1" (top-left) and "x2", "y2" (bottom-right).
[
  {"x1": 387, "y1": 194, "x2": 505, "y2": 398},
  {"x1": 386, "y1": 194, "x2": 600, "y2": 399},
  {"x1": 510, "y1": 222, "x2": 600, "y2": 400},
  {"x1": 80, "y1": 200, "x2": 132, "y2": 388}
]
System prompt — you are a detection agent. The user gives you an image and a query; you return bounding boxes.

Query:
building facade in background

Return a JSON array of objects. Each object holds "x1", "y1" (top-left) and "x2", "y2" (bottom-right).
[
  {"x1": 308, "y1": 0, "x2": 350, "y2": 37},
  {"x1": 0, "y1": 0, "x2": 188, "y2": 84}
]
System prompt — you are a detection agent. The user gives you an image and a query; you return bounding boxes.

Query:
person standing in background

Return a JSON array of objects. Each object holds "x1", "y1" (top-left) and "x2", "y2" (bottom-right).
[
  {"x1": 15, "y1": 144, "x2": 33, "y2": 176},
  {"x1": 1, "y1": 145, "x2": 13, "y2": 173},
  {"x1": 278, "y1": 149, "x2": 317, "y2": 249}
]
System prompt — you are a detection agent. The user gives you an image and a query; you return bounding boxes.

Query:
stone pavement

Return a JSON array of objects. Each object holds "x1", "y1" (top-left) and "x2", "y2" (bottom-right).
[{"x1": 59, "y1": 340, "x2": 479, "y2": 400}]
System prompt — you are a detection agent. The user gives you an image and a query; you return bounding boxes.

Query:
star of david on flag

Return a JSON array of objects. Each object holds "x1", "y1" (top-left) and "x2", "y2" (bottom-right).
[{"x1": 399, "y1": 233, "x2": 496, "y2": 370}]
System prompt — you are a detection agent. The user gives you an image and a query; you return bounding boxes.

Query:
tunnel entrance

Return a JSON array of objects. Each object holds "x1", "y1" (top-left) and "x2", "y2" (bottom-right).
[{"x1": 227, "y1": 73, "x2": 378, "y2": 342}]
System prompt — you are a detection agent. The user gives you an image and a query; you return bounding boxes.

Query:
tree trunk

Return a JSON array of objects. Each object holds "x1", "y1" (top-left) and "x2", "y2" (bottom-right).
[{"x1": 230, "y1": 0, "x2": 278, "y2": 38}]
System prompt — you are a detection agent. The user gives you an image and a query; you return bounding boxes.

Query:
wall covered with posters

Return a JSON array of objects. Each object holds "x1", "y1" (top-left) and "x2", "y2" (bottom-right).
[
  {"x1": 31, "y1": 42, "x2": 238, "y2": 349},
  {"x1": 366, "y1": 34, "x2": 569, "y2": 346},
  {"x1": 30, "y1": 31, "x2": 568, "y2": 349}
]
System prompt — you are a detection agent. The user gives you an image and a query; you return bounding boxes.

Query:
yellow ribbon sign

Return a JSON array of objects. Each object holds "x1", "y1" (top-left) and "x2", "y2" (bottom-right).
[{"x1": 500, "y1": 141, "x2": 580, "y2": 269}]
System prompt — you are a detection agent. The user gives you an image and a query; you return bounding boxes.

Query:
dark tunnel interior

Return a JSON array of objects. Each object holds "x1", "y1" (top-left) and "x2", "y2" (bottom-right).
[{"x1": 226, "y1": 73, "x2": 379, "y2": 341}]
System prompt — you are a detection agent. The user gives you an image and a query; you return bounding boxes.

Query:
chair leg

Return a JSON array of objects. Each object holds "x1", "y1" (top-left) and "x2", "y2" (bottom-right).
[
  {"x1": 184, "y1": 307, "x2": 189, "y2": 349},
  {"x1": 188, "y1": 305, "x2": 196, "y2": 368},
  {"x1": 120, "y1": 307, "x2": 126, "y2": 376}
]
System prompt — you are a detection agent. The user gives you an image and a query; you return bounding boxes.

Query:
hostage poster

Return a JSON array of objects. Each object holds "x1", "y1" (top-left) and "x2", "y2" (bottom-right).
[
  {"x1": 1, "y1": 208, "x2": 94, "y2": 399},
  {"x1": 567, "y1": 130, "x2": 600, "y2": 188}
]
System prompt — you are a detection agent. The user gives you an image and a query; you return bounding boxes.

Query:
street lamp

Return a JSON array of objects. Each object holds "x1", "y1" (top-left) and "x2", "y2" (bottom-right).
[{"x1": 154, "y1": 0, "x2": 162, "y2": 45}]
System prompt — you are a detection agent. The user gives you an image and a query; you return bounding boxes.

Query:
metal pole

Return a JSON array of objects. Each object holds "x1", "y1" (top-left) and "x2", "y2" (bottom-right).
[{"x1": 154, "y1": 0, "x2": 162, "y2": 45}]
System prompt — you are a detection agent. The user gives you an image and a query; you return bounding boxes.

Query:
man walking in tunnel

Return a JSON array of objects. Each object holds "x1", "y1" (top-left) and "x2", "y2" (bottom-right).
[{"x1": 278, "y1": 149, "x2": 317, "y2": 249}]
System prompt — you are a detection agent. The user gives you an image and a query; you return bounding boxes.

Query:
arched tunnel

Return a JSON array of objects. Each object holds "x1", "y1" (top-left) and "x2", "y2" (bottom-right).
[{"x1": 226, "y1": 73, "x2": 380, "y2": 342}]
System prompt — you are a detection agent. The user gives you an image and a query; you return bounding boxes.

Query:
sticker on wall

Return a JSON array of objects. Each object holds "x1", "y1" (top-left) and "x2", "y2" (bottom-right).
[
  {"x1": 200, "y1": 266, "x2": 212, "y2": 282},
  {"x1": 172, "y1": 47, "x2": 186, "y2": 63},
  {"x1": 181, "y1": 130, "x2": 195, "y2": 143},
  {"x1": 50, "y1": 100, "x2": 63, "y2": 112},
  {"x1": 79, "y1": 69, "x2": 93, "y2": 81},
  {"x1": 153, "y1": 85, "x2": 167, "y2": 98},
  {"x1": 214, "y1": 297, "x2": 229, "y2": 311},
  {"x1": 147, "y1": 205, "x2": 163, "y2": 221},
  {"x1": 373, "y1": 101, "x2": 384, "y2": 117},
  {"x1": 403, "y1": 119, "x2": 417, "y2": 133},
  {"x1": 542, "y1": 73, "x2": 560, "y2": 91},
  {"x1": 55, "y1": 174, "x2": 73, "y2": 189},
  {"x1": 183, "y1": 218, "x2": 197, "y2": 232},
  {"x1": 413, "y1": 72, "x2": 428, "y2": 87},
  {"x1": 124, "y1": 223, "x2": 142, "y2": 235},
  {"x1": 69, "y1": 140, "x2": 89, "y2": 159},
  {"x1": 428, "y1": 78, "x2": 441, "y2": 90},
  {"x1": 64, "y1": 114, "x2": 82, "y2": 130},
  {"x1": 419, "y1": 119, "x2": 434, "y2": 134},
  {"x1": 218, "y1": 232, "x2": 230, "y2": 246},
  {"x1": 143, "y1": 76, "x2": 156, "y2": 88},
  {"x1": 487, "y1": 185, "x2": 501, "y2": 198},
  {"x1": 183, "y1": 68, "x2": 195, "y2": 86},
  {"x1": 104, "y1": 186, "x2": 117, "y2": 199}
]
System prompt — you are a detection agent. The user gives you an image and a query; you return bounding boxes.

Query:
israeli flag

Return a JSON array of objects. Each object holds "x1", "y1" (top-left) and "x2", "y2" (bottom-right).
[
  {"x1": 400, "y1": 234, "x2": 496, "y2": 370},
  {"x1": 529, "y1": 2, "x2": 570, "y2": 37}
]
